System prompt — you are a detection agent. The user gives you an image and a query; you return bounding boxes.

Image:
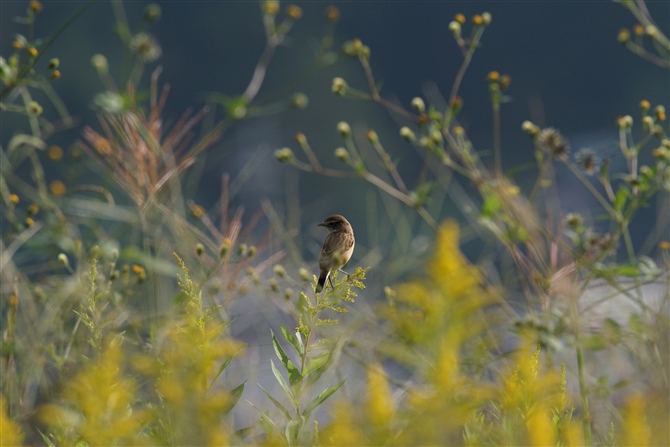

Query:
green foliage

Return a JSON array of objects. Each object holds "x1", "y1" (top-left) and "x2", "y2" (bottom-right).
[{"x1": 2, "y1": 1, "x2": 669, "y2": 446}]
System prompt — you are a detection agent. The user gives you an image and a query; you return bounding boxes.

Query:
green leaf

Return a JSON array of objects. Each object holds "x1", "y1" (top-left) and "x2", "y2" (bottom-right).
[
  {"x1": 259, "y1": 384, "x2": 292, "y2": 421},
  {"x1": 302, "y1": 379, "x2": 346, "y2": 417},
  {"x1": 209, "y1": 344, "x2": 245, "y2": 390},
  {"x1": 270, "y1": 359, "x2": 294, "y2": 401},
  {"x1": 223, "y1": 381, "x2": 246, "y2": 414},
  {"x1": 271, "y1": 331, "x2": 302, "y2": 388},
  {"x1": 280, "y1": 323, "x2": 302, "y2": 356},
  {"x1": 248, "y1": 401, "x2": 286, "y2": 441},
  {"x1": 481, "y1": 194, "x2": 502, "y2": 218},
  {"x1": 286, "y1": 415, "x2": 305, "y2": 446},
  {"x1": 302, "y1": 351, "x2": 330, "y2": 379},
  {"x1": 613, "y1": 186, "x2": 629, "y2": 212}
]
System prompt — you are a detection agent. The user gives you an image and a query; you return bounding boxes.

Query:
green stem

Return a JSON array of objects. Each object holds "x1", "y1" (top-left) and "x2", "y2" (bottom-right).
[{"x1": 575, "y1": 341, "x2": 592, "y2": 445}]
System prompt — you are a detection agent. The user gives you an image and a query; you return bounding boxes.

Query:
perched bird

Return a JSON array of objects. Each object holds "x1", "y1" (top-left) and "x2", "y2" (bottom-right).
[{"x1": 316, "y1": 215, "x2": 355, "y2": 293}]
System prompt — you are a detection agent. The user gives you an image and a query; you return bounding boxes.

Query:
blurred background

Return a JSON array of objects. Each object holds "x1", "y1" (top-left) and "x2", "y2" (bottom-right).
[{"x1": 2, "y1": 1, "x2": 668, "y2": 259}]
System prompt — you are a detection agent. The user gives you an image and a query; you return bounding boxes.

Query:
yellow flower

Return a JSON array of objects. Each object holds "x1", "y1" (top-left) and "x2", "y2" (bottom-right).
[
  {"x1": 472, "y1": 14, "x2": 483, "y2": 26},
  {"x1": 367, "y1": 365, "x2": 393, "y2": 426},
  {"x1": 47, "y1": 145, "x2": 63, "y2": 161},
  {"x1": 454, "y1": 13, "x2": 465, "y2": 24},
  {"x1": 49, "y1": 180, "x2": 66, "y2": 197},
  {"x1": 190, "y1": 204, "x2": 205, "y2": 218},
  {"x1": 286, "y1": 4, "x2": 302, "y2": 19},
  {"x1": 27, "y1": 47, "x2": 38, "y2": 57},
  {"x1": 9, "y1": 194, "x2": 19, "y2": 204}
]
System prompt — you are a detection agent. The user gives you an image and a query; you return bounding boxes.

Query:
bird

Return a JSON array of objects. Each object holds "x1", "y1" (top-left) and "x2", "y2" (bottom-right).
[{"x1": 315, "y1": 215, "x2": 355, "y2": 293}]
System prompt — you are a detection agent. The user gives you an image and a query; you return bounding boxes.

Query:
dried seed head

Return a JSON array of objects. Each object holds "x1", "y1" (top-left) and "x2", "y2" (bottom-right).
[
  {"x1": 574, "y1": 148, "x2": 600, "y2": 175},
  {"x1": 129, "y1": 33, "x2": 162, "y2": 62},
  {"x1": 538, "y1": 128, "x2": 570, "y2": 158}
]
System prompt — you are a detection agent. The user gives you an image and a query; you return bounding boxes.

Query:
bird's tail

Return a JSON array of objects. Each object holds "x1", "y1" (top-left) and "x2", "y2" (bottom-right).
[{"x1": 315, "y1": 269, "x2": 329, "y2": 293}]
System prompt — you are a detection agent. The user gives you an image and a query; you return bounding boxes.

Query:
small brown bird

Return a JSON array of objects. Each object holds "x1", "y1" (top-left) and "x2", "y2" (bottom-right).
[{"x1": 316, "y1": 215, "x2": 355, "y2": 293}]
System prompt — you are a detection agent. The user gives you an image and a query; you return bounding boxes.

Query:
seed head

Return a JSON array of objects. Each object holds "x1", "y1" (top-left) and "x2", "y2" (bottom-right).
[
  {"x1": 269, "y1": 278, "x2": 279, "y2": 292},
  {"x1": 538, "y1": 128, "x2": 570, "y2": 158},
  {"x1": 482, "y1": 12, "x2": 492, "y2": 25},
  {"x1": 299, "y1": 268, "x2": 309, "y2": 281},
  {"x1": 237, "y1": 243, "x2": 248, "y2": 256},
  {"x1": 645, "y1": 25, "x2": 659, "y2": 38},
  {"x1": 48, "y1": 58, "x2": 59, "y2": 69},
  {"x1": 196, "y1": 243, "x2": 205, "y2": 256},
  {"x1": 129, "y1": 33, "x2": 162, "y2": 62},
  {"x1": 642, "y1": 116, "x2": 654, "y2": 129},
  {"x1": 574, "y1": 148, "x2": 600, "y2": 175},
  {"x1": 448, "y1": 21, "x2": 461, "y2": 35},
  {"x1": 284, "y1": 288, "x2": 294, "y2": 300},
  {"x1": 220, "y1": 239, "x2": 231, "y2": 258}
]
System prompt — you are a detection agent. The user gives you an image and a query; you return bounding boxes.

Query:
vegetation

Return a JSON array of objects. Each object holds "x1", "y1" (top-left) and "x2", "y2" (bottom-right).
[{"x1": 1, "y1": 0, "x2": 668, "y2": 445}]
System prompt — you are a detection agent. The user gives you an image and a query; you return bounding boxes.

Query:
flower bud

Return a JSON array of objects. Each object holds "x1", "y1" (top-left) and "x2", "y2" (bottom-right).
[
  {"x1": 247, "y1": 245, "x2": 257, "y2": 257},
  {"x1": 237, "y1": 243, "x2": 248, "y2": 256},
  {"x1": 332, "y1": 77, "x2": 347, "y2": 96},
  {"x1": 48, "y1": 58, "x2": 59, "y2": 69},
  {"x1": 366, "y1": 130, "x2": 379, "y2": 143},
  {"x1": 335, "y1": 147, "x2": 349, "y2": 162},
  {"x1": 58, "y1": 253, "x2": 69, "y2": 265},
  {"x1": 273, "y1": 265, "x2": 286, "y2": 278},
  {"x1": 290, "y1": 92, "x2": 308, "y2": 109},
  {"x1": 196, "y1": 243, "x2": 205, "y2": 256},
  {"x1": 91, "y1": 54, "x2": 108, "y2": 73},
  {"x1": 144, "y1": 3, "x2": 161, "y2": 21},
  {"x1": 618, "y1": 28, "x2": 630, "y2": 44},
  {"x1": 220, "y1": 239, "x2": 231, "y2": 258},
  {"x1": 274, "y1": 148, "x2": 294, "y2": 163},
  {"x1": 617, "y1": 115, "x2": 633, "y2": 129},
  {"x1": 521, "y1": 120, "x2": 540, "y2": 137},
  {"x1": 337, "y1": 121, "x2": 351, "y2": 138},
  {"x1": 400, "y1": 127, "x2": 416, "y2": 142},
  {"x1": 448, "y1": 21, "x2": 461, "y2": 35},
  {"x1": 411, "y1": 97, "x2": 425, "y2": 113},
  {"x1": 482, "y1": 12, "x2": 492, "y2": 25},
  {"x1": 299, "y1": 268, "x2": 310, "y2": 281},
  {"x1": 640, "y1": 100, "x2": 650, "y2": 111}
]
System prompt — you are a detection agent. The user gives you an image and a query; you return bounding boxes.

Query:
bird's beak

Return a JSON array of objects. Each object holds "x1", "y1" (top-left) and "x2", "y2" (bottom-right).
[{"x1": 317, "y1": 222, "x2": 326, "y2": 227}]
